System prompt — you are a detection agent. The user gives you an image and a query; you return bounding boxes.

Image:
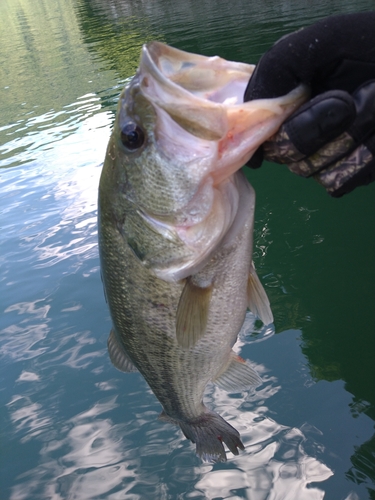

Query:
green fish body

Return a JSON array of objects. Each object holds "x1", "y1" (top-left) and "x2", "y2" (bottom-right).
[{"x1": 99, "y1": 42, "x2": 307, "y2": 462}]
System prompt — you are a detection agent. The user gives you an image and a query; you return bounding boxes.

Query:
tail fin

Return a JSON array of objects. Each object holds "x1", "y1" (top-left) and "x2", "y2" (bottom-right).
[{"x1": 178, "y1": 409, "x2": 244, "y2": 462}]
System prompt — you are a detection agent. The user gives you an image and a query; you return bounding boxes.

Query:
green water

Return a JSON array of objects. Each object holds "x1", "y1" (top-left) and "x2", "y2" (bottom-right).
[{"x1": 0, "y1": 0, "x2": 374, "y2": 498}]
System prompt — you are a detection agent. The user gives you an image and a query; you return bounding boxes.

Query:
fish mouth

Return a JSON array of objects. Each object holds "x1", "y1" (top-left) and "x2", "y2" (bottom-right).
[
  {"x1": 138, "y1": 41, "x2": 254, "y2": 142},
  {"x1": 138, "y1": 42, "x2": 309, "y2": 184}
]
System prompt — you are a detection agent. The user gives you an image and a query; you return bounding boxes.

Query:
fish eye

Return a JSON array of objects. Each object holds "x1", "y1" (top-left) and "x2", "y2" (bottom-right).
[{"x1": 120, "y1": 122, "x2": 145, "y2": 151}]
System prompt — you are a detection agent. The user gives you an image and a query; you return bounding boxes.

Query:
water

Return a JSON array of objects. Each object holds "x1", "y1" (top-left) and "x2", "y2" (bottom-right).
[{"x1": 1, "y1": 0, "x2": 374, "y2": 498}]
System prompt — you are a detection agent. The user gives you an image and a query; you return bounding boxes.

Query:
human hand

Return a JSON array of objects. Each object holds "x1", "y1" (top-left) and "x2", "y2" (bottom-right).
[{"x1": 244, "y1": 12, "x2": 375, "y2": 197}]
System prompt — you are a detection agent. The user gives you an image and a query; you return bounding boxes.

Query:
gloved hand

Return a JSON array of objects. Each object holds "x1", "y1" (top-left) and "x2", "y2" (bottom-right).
[{"x1": 244, "y1": 12, "x2": 375, "y2": 197}]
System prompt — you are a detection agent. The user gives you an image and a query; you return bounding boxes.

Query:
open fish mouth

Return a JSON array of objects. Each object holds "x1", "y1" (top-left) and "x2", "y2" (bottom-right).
[
  {"x1": 138, "y1": 41, "x2": 308, "y2": 184},
  {"x1": 139, "y1": 41, "x2": 255, "y2": 141}
]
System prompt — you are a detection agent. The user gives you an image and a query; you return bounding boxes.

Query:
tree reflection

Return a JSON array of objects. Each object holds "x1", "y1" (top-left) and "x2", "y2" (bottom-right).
[{"x1": 74, "y1": 0, "x2": 163, "y2": 80}]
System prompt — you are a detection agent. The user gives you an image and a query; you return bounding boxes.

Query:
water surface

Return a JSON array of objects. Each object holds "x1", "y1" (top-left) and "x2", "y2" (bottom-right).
[{"x1": 1, "y1": 0, "x2": 374, "y2": 499}]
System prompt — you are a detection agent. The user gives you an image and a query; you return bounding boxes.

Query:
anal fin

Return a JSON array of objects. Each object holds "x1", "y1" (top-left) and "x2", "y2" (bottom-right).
[
  {"x1": 107, "y1": 329, "x2": 138, "y2": 373},
  {"x1": 213, "y1": 351, "x2": 262, "y2": 392},
  {"x1": 247, "y1": 262, "x2": 274, "y2": 325},
  {"x1": 176, "y1": 277, "x2": 212, "y2": 349}
]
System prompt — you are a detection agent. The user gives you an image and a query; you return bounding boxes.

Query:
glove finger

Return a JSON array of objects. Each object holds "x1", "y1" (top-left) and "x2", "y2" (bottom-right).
[
  {"x1": 282, "y1": 90, "x2": 356, "y2": 156},
  {"x1": 260, "y1": 90, "x2": 355, "y2": 168},
  {"x1": 263, "y1": 81, "x2": 375, "y2": 176},
  {"x1": 263, "y1": 132, "x2": 355, "y2": 177},
  {"x1": 246, "y1": 81, "x2": 375, "y2": 173},
  {"x1": 314, "y1": 133, "x2": 375, "y2": 197},
  {"x1": 260, "y1": 127, "x2": 355, "y2": 176}
]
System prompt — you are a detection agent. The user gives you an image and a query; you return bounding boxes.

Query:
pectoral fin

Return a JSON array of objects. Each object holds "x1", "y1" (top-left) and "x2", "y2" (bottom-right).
[
  {"x1": 214, "y1": 351, "x2": 262, "y2": 392},
  {"x1": 107, "y1": 329, "x2": 138, "y2": 373},
  {"x1": 247, "y1": 263, "x2": 274, "y2": 325},
  {"x1": 176, "y1": 278, "x2": 212, "y2": 349}
]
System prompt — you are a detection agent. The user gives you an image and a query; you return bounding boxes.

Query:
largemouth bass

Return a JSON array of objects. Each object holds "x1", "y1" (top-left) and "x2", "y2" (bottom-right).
[{"x1": 99, "y1": 42, "x2": 307, "y2": 462}]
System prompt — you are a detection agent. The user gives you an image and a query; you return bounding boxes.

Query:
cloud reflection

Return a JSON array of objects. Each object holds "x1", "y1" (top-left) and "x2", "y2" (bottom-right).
[
  {"x1": 9, "y1": 397, "x2": 141, "y2": 500},
  {"x1": 7, "y1": 395, "x2": 52, "y2": 444},
  {"x1": 6, "y1": 314, "x2": 336, "y2": 500},
  {"x1": 1, "y1": 304, "x2": 50, "y2": 361}
]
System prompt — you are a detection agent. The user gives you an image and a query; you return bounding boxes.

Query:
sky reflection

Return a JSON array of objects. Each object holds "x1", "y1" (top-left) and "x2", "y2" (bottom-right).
[{"x1": 4, "y1": 315, "x2": 339, "y2": 500}]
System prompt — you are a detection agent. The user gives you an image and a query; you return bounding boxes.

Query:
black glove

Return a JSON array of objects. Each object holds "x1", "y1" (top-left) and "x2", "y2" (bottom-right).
[{"x1": 244, "y1": 12, "x2": 375, "y2": 197}]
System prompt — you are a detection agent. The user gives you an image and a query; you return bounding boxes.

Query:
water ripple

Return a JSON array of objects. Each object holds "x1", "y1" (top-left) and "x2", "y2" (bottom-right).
[{"x1": 2, "y1": 315, "x2": 336, "y2": 500}]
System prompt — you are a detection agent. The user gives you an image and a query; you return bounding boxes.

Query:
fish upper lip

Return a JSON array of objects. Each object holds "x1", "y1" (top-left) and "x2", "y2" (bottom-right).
[{"x1": 140, "y1": 43, "x2": 196, "y2": 104}]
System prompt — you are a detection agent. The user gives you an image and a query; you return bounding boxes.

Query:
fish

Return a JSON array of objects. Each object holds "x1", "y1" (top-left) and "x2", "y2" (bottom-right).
[{"x1": 98, "y1": 42, "x2": 307, "y2": 462}]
